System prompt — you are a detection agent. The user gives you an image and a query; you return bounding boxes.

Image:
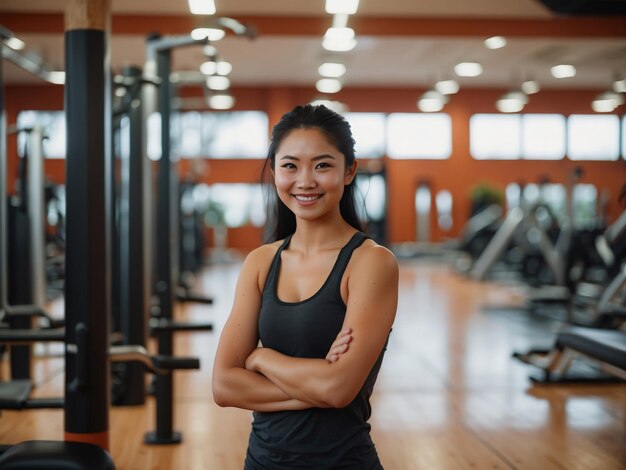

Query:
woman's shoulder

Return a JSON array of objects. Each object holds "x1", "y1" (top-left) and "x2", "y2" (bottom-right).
[
  {"x1": 242, "y1": 239, "x2": 285, "y2": 270},
  {"x1": 354, "y1": 236, "x2": 398, "y2": 273}
]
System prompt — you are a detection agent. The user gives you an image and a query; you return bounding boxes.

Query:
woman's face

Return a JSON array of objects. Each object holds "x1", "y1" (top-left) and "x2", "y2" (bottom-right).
[{"x1": 273, "y1": 128, "x2": 356, "y2": 224}]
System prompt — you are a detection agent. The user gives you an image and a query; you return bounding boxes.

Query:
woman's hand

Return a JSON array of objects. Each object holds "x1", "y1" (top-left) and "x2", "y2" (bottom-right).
[
  {"x1": 325, "y1": 327, "x2": 353, "y2": 363},
  {"x1": 245, "y1": 348, "x2": 263, "y2": 372}
]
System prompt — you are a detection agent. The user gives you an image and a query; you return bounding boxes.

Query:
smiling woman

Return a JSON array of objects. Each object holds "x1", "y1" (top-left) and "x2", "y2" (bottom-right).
[{"x1": 212, "y1": 104, "x2": 399, "y2": 469}]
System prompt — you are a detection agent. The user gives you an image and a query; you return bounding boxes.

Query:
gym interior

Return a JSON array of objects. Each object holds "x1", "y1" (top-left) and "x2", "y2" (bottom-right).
[{"x1": 0, "y1": 1, "x2": 625, "y2": 468}]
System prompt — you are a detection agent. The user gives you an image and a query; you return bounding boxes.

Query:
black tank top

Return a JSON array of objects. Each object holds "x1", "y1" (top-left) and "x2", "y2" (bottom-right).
[{"x1": 245, "y1": 232, "x2": 386, "y2": 470}]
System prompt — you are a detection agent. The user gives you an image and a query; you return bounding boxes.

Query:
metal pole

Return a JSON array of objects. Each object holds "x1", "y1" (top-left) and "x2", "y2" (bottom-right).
[
  {"x1": 28, "y1": 126, "x2": 47, "y2": 309},
  {"x1": 117, "y1": 66, "x2": 149, "y2": 405},
  {"x1": 64, "y1": 0, "x2": 112, "y2": 451}
]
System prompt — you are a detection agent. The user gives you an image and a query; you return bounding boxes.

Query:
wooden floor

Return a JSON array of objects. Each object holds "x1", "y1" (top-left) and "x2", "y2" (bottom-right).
[{"x1": 1, "y1": 259, "x2": 625, "y2": 469}]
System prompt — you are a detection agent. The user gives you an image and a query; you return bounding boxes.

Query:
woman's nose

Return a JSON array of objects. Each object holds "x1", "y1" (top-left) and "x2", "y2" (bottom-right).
[{"x1": 296, "y1": 169, "x2": 316, "y2": 188}]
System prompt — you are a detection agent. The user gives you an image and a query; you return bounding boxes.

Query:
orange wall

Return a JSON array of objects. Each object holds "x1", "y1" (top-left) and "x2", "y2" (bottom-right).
[{"x1": 5, "y1": 83, "x2": 626, "y2": 251}]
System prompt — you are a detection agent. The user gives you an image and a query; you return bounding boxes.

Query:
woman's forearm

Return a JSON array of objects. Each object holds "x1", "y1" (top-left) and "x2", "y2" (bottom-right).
[
  {"x1": 247, "y1": 349, "x2": 342, "y2": 408},
  {"x1": 212, "y1": 366, "x2": 313, "y2": 412}
]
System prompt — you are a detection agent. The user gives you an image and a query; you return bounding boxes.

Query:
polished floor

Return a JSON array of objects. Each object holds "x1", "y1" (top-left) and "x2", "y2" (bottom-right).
[{"x1": 0, "y1": 259, "x2": 624, "y2": 469}]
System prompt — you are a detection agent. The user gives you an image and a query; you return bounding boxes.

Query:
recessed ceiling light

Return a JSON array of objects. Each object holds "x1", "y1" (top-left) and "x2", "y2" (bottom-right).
[
  {"x1": 496, "y1": 91, "x2": 528, "y2": 113},
  {"x1": 521, "y1": 80, "x2": 540, "y2": 94},
  {"x1": 47, "y1": 71, "x2": 66, "y2": 85},
  {"x1": 325, "y1": 0, "x2": 360, "y2": 15},
  {"x1": 6, "y1": 37, "x2": 25, "y2": 51},
  {"x1": 206, "y1": 75, "x2": 230, "y2": 90},
  {"x1": 316, "y1": 78, "x2": 342, "y2": 93},
  {"x1": 592, "y1": 90, "x2": 623, "y2": 112},
  {"x1": 612, "y1": 78, "x2": 626, "y2": 93},
  {"x1": 191, "y1": 27, "x2": 225, "y2": 41},
  {"x1": 484, "y1": 36, "x2": 507, "y2": 49},
  {"x1": 208, "y1": 94, "x2": 235, "y2": 110},
  {"x1": 417, "y1": 90, "x2": 448, "y2": 112},
  {"x1": 454, "y1": 62, "x2": 483, "y2": 77},
  {"x1": 322, "y1": 27, "x2": 357, "y2": 52},
  {"x1": 188, "y1": 0, "x2": 216, "y2": 15},
  {"x1": 318, "y1": 63, "x2": 346, "y2": 78},
  {"x1": 551, "y1": 65, "x2": 576, "y2": 79},
  {"x1": 435, "y1": 79, "x2": 460, "y2": 95}
]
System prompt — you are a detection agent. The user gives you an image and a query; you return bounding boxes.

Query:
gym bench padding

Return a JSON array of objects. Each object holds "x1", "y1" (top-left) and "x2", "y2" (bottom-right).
[
  {"x1": 0, "y1": 381, "x2": 64, "y2": 410},
  {"x1": 0, "y1": 440, "x2": 115, "y2": 469},
  {"x1": 556, "y1": 326, "x2": 626, "y2": 371}
]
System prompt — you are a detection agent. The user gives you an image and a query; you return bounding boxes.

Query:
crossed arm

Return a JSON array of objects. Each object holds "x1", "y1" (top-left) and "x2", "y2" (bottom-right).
[{"x1": 212, "y1": 244, "x2": 398, "y2": 411}]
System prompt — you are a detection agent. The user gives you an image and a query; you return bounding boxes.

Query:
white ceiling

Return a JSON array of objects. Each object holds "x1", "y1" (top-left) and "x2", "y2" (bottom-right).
[{"x1": 2, "y1": 0, "x2": 626, "y2": 91}]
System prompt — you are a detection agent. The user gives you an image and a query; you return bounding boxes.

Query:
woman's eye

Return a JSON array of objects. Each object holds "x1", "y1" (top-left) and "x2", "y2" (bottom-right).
[
  {"x1": 316, "y1": 162, "x2": 331, "y2": 169},
  {"x1": 281, "y1": 163, "x2": 296, "y2": 169}
]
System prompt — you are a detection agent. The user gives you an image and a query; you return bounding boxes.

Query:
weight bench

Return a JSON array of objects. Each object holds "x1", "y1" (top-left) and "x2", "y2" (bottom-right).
[
  {"x1": 530, "y1": 326, "x2": 626, "y2": 383},
  {"x1": 0, "y1": 440, "x2": 115, "y2": 469},
  {"x1": 0, "y1": 328, "x2": 66, "y2": 409}
]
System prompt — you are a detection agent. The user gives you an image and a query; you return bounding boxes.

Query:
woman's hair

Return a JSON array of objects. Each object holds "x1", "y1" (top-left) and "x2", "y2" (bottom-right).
[{"x1": 262, "y1": 104, "x2": 363, "y2": 242}]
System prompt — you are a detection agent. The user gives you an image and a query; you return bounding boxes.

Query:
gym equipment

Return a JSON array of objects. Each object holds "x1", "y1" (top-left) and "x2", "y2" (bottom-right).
[
  {"x1": 0, "y1": 441, "x2": 115, "y2": 470},
  {"x1": 513, "y1": 215, "x2": 626, "y2": 383},
  {"x1": 0, "y1": 13, "x2": 115, "y2": 467},
  {"x1": 0, "y1": 31, "x2": 64, "y2": 408},
  {"x1": 144, "y1": 33, "x2": 215, "y2": 444},
  {"x1": 355, "y1": 166, "x2": 388, "y2": 245},
  {"x1": 110, "y1": 65, "x2": 159, "y2": 406}
]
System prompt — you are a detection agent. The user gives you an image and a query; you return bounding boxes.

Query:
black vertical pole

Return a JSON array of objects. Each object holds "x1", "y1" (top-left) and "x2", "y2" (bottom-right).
[
  {"x1": 145, "y1": 42, "x2": 180, "y2": 444},
  {"x1": 64, "y1": 0, "x2": 112, "y2": 450},
  {"x1": 117, "y1": 65, "x2": 148, "y2": 405}
]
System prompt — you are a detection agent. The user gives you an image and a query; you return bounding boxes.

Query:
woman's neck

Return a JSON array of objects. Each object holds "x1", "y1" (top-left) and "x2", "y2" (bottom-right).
[{"x1": 290, "y1": 218, "x2": 356, "y2": 255}]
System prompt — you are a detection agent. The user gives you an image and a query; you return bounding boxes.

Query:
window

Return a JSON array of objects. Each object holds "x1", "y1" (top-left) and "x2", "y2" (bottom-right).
[
  {"x1": 573, "y1": 184, "x2": 598, "y2": 229},
  {"x1": 203, "y1": 111, "x2": 268, "y2": 158},
  {"x1": 522, "y1": 114, "x2": 566, "y2": 160},
  {"x1": 147, "y1": 112, "x2": 162, "y2": 161},
  {"x1": 470, "y1": 114, "x2": 521, "y2": 159},
  {"x1": 207, "y1": 184, "x2": 266, "y2": 228},
  {"x1": 567, "y1": 114, "x2": 620, "y2": 161},
  {"x1": 344, "y1": 113, "x2": 385, "y2": 158},
  {"x1": 179, "y1": 111, "x2": 204, "y2": 157},
  {"x1": 387, "y1": 113, "x2": 451, "y2": 159},
  {"x1": 171, "y1": 111, "x2": 269, "y2": 159},
  {"x1": 355, "y1": 173, "x2": 386, "y2": 222},
  {"x1": 16, "y1": 111, "x2": 66, "y2": 159},
  {"x1": 622, "y1": 116, "x2": 626, "y2": 160}
]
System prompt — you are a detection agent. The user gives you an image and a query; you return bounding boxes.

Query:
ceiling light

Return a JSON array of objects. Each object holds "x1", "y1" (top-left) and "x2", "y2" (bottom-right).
[
  {"x1": 216, "y1": 60, "x2": 232, "y2": 75},
  {"x1": 592, "y1": 90, "x2": 624, "y2": 112},
  {"x1": 200, "y1": 60, "x2": 231, "y2": 78},
  {"x1": 496, "y1": 91, "x2": 528, "y2": 113},
  {"x1": 188, "y1": 0, "x2": 216, "y2": 15},
  {"x1": 325, "y1": 0, "x2": 360, "y2": 14},
  {"x1": 316, "y1": 78, "x2": 342, "y2": 94},
  {"x1": 417, "y1": 90, "x2": 448, "y2": 113},
  {"x1": 484, "y1": 36, "x2": 507, "y2": 49},
  {"x1": 47, "y1": 71, "x2": 65, "y2": 85},
  {"x1": 191, "y1": 27, "x2": 225, "y2": 41},
  {"x1": 322, "y1": 27, "x2": 357, "y2": 52},
  {"x1": 200, "y1": 60, "x2": 217, "y2": 75},
  {"x1": 612, "y1": 78, "x2": 626, "y2": 93},
  {"x1": 206, "y1": 75, "x2": 230, "y2": 90},
  {"x1": 5, "y1": 37, "x2": 25, "y2": 51},
  {"x1": 318, "y1": 62, "x2": 346, "y2": 78},
  {"x1": 454, "y1": 62, "x2": 483, "y2": 77},
  {"x1": 208, "y1": 93, "x2": 235, "y2": 110},
  {"x1": 435, "y1": 79, "x2": 459, "y2": 95},
  {"x1": 203, "y1": 45, "x2": 217, "y2": 56},
  {"x1": 551, "y1": 64, "x2": 576, "y2": 79},
  {"x1": 521, "y1": 80, "x2": 540, "y2": 94}
]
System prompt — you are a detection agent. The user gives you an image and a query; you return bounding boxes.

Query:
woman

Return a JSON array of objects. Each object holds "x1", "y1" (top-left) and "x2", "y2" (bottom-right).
[{"x1": 212, "y1": 104, "x2": 398, "y2": 469}]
